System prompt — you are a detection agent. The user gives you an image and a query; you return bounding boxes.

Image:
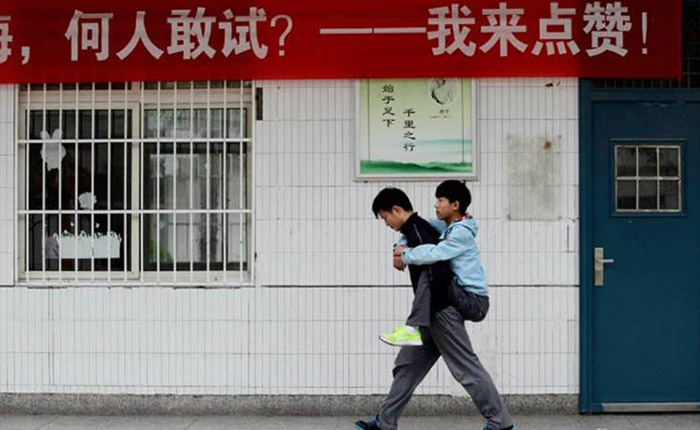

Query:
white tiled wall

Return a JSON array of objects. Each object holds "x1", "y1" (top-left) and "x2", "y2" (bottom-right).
[
  {"x1": 0, "y1": 85, "x2": 14, "y2": 286},
  {"x1": 0, "y1": 286, "x2": 577, "y2": 395},
  {"x1": 0, "y1": 79, "x2": 580, "y2": 396},
  {"x1": 255, "y1": 79, "x2": 578, "y2": 288}
]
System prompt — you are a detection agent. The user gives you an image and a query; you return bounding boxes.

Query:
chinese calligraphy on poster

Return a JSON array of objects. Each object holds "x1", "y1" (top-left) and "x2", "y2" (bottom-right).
[{"x1": 357, "y1": 78, "x2": 475, "y2": 180}]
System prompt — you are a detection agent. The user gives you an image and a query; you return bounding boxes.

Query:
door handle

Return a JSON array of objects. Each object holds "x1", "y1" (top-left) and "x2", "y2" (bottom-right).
[{"x1": 594, "y1": 247, "x2": 615, "y2": 287}]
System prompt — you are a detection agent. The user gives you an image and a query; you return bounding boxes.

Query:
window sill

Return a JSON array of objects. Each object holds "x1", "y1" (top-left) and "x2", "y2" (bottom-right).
[{"x1": 16, "y1": 271, "x2": 254, "y2": 288}]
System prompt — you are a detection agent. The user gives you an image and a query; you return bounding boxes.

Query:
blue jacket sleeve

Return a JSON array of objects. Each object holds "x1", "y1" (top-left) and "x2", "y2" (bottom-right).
[
  {"x1": 401, "y1": 226, "x2": 469, "y2": 265},
  {"x1": 394, "y1": 235, "x2": 408, "y2": 248},
  {"x1": 427, "y1": 218, "x2": 447, "y2": 234}
]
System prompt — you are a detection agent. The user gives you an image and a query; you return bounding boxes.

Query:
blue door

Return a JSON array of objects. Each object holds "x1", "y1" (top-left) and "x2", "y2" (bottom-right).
[{"x1": 583, "y1": 96, "x2": 700, "y2": 411}]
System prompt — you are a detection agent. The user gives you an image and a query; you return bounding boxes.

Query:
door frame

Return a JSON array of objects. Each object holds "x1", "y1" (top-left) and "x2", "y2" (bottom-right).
[{"x1": 579, "y1": 80, "x2": 700, "y2": 413}]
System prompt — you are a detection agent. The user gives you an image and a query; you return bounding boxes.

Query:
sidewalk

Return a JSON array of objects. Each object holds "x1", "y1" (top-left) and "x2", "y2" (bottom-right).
[{"x1": 1, "y1": 414, "x2": 699, "y2": 430}]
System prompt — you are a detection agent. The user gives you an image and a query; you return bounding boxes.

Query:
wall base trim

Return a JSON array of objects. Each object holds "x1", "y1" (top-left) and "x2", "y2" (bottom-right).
[{"x1": 0, "y1": 393, "x2": 578, "y2": 415}]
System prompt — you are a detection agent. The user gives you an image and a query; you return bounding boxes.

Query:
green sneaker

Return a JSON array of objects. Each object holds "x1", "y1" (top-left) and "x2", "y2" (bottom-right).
[{"x1": 379, "y1": 325, "x2": 422, "y2": 347}]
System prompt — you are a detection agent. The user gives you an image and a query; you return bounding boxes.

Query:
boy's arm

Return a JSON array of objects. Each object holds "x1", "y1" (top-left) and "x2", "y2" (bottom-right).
[
  {"x1": 400, "y1": 226, "x2": 471, "y2": 265},
  {"x1": 392, "y1": 235, "x2": 408, "y2": 271},
  {"x1": 394, "y1": 235, "x2": 408, "y2": 248},
  {"x1": 427, "y1": 218, "x2": 448, "y2": 234},
  {"x1": 393, "y1": 219, "x2": 443, "y2": 248}
]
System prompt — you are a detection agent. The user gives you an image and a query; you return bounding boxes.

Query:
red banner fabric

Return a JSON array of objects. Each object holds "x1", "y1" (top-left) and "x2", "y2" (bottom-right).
[{"x1": 0, "y1": 0, "x2": 682, "y2": 83}]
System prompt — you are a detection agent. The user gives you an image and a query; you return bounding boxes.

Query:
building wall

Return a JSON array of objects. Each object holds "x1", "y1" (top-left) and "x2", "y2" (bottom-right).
[
  {"x1": 0, "y1": 79, "x2": 580, "y2": 396},
  {"x1": 0, "y1": 85, "x2": 14, "y2": 286}
]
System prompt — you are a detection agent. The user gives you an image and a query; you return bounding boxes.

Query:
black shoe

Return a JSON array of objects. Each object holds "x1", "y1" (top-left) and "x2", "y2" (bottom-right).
[{"x1": 355, "y1": 414, "x2": 382, "y2": 430}]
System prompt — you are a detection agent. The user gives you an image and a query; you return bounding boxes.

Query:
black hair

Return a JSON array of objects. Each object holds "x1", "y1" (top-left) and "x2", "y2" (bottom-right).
[
  {"x1": 435, "y1": 180, "x2": 471, "y2": 215},
  {"x1": 372, "y1": 187, "x2": 413, "y2": 217}
]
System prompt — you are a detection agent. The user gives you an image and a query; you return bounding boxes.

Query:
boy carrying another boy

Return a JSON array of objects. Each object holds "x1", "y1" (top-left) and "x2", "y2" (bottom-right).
[
  {"x1": 356, "y1": 180, "x2": 515, "y2": 430},
  {"x1": 371, "y1": 187, "x2": 452, "y2": 347}
]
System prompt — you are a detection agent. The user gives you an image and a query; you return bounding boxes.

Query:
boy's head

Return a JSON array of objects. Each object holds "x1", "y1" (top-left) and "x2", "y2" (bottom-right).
[
  {"x1": 372, "y1": 187, "x2": 414, "y2": 231},
  {"x1": 434, "y1": 180, "x2": 471, "y2": 220}
]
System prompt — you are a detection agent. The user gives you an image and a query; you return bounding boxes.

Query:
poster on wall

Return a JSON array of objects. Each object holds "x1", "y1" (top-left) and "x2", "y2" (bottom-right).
[{"x1": 356, "y1": 78, "x2": 476, "y2": 180}]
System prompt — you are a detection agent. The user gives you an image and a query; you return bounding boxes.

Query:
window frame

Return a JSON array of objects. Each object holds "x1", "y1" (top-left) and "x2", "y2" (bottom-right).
[
  {"x1": 609, "y1": 139, "x2": 687, "y2": 218},
  {"x1": 16, "y1": 82, "x2": 255, "y2": 287}
]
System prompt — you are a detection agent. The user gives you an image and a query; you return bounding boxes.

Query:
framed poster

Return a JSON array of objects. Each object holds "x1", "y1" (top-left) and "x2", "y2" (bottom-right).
[{"x1": 356, "y1": 78, "x2": 477, "y2": 180}]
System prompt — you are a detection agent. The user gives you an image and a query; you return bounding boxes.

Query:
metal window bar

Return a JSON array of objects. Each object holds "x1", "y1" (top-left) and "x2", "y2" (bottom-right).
[
  {"x1": 14, "y1": 83, "x2": 19, "y2": 285},
  {"x1": 139, "y1": 83, "x2": 145, "y2": 287},
  {"x1": 189, "y1": 81, "x2": 195, "y2": 283},
  {"x1": 22, "y1": 85, "x2": 29, "y2": 282},
  {"x1": 593, "y1": 1, "x2": 700, "y2": 89},
  {"x1": 123, "y1": 80, "x2": 129, "y2": 283},
  {"x1": 74, "y1": 84, "x2": 79, "y2": 283},
  {"x1": 206, "y1": 81, "x2": 211, "y2": 285},
  {"x1": 23, "y1": 84, "x2": 29, "y2": 283},
  {"x1": 107, "y1": 83, "x2": 112, "y2": 283},
  {"x1": 58, "y1": 84, "x2": 63, "y2": 281},
  {"x1": 41, "y1": 84, "x2": 46, "y2": 282},
  {"x1": 250, "y1": 81, "x2": 256, "y2": 286},
  {"x1": 223, "y1": 81, "x2": 228, "y2": 285},
  {"x1": 173, "y1": 82, "x2": 178, "y2": 286},
  {"x1": 91, "y1": 82, "x2": 96, "y2": 283},
  {"x1": 239, "y1": 80, "x2": 245, "y2": 285},
  {"x1": 156, "y1": 81, "x2": 161, "y2": 285}
]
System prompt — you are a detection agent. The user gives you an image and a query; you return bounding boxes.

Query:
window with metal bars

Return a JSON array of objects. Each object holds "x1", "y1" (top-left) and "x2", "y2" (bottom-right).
[
  {"x1": 593, "y1": 0, "x2": 700, "y2": 89},
  {"x1": 17, "y1": 81, "x2": 254, "y2": 286}
]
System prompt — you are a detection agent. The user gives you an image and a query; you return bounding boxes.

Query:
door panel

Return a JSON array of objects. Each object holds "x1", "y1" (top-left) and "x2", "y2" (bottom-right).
[{"x1": 591, "y1": 101, "x2": 700, "y2": 406}]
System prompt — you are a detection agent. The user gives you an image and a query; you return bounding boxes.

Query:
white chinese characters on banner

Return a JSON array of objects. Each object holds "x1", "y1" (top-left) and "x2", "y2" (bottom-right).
[
  {"x1": 422, "y1": 2, "x2": 638, "y2": 58},
  {"x1": 583, "y1": 1, "x2": 632, "y2": 57},
  {"x1": 62, "y1": 7, "x2": 289, "y2": 62},
  {"x1": 479, "y1": 3, "x2": 528, "y2": 56},
  {"x1": 428, "y1": 4, "x2": 477, "y2": 56},
  {"x1": 64, "y1": 10, "x2": 113, "y2": 61},
  {"x1": 0, "y1": 16, "x2": 12, "y2": 63},
  {"x1": 533, "y1": 2, "x2": 580, "y2": 56},
  {"x1": 220, "y1": 7, "x2": 269, "y2": 59},
  {"x1": 167, "y1": 8, "x2": 217, "y2": 60},
  {"x1": 117, "y1": 11, "x2": 164, "y2": 59}
]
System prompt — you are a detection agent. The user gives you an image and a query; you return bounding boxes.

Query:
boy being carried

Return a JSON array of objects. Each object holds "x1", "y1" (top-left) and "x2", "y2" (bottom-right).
[{"x1": 395, "y1": 180, "x2": 490, "y2": 326}]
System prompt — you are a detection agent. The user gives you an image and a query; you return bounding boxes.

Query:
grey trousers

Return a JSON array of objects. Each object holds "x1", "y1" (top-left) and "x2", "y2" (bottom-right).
[
  {"x1": 405, "y1": 269, "x2": 432, "y2": 328},
  {"x1": 406, "y1": 272, "x2": 489, "y2": 328},
  {"x1": 379, "y1": 306, "x2": 514, "y2": 430}
]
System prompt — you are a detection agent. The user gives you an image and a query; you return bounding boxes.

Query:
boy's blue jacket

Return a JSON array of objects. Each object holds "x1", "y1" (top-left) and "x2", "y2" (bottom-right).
[{"x1": 400, "y1": 216, "x2": 488, "y2": 297}]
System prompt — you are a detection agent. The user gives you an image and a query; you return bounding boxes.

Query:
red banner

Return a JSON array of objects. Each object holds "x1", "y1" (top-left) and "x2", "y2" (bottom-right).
[{"x1": 0, "y1": 0, "x2": 682, "y2": 83}]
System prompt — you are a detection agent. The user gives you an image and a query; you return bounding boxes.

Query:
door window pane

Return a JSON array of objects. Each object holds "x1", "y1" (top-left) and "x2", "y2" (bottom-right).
[
  {"x1": 614, "y1": 144, "x2": 682, "y2": 213},
  {"x1": 617, "y1": 180, "x2": 636, "y2": 210},
  {"x1": 616, "y1": 147, "x2": 636, "y2": 177},
  {"x1": 638, "y1": 180, "x2": 658, "y2": 210},
  {"x1": 660, "y1": 180, "x2": 681, "y2": 210},
  {"x1": 638, "y1": 148, "x2": 657, "y2": 177},
  {"x1": 659, "y1": 148, "x2": 680, "y2": 177}
]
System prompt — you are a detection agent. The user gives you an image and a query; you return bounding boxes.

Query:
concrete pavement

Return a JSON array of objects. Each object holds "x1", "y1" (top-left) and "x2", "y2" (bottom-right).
[{"x1": 1, "y1": 414, "x2": 699, "y2": 430}]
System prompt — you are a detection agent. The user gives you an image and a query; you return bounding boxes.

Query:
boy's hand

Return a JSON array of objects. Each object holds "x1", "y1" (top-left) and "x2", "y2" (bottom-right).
[
  {"x1": 393, "y1": 245, "x2": 406, "y2": 256},
  {"x1": 393, "y1": 255, "x2": 405, "y2": 271}
]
